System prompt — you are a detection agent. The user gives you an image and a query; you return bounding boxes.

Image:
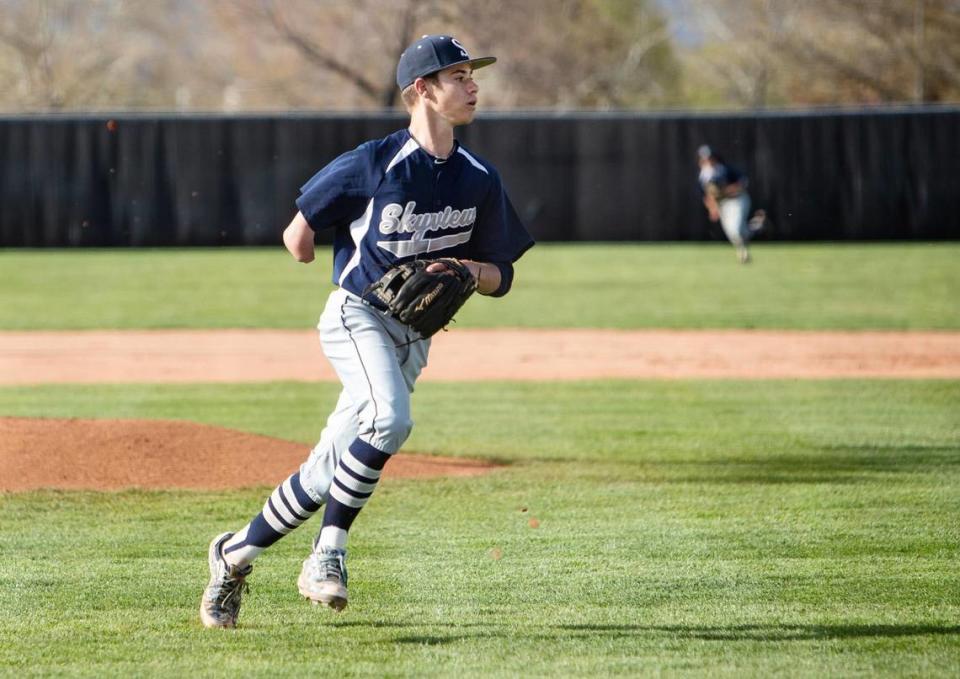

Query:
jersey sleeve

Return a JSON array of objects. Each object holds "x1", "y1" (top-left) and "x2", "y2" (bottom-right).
[
  {"x1": 295, "y1": 144, "x2": 374, "y2": 231},
  {"x1": 468, "y1": 171, "x2": 535, "y2": 263}
]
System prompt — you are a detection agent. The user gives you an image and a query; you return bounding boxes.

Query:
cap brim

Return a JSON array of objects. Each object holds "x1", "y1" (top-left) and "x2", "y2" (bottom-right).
[
  {"x1": 443, "y1": 56, "x2": 497, "y2": 73},
  {"x1": 467, "y1": 56, "x2": 497, "y2": 70}
]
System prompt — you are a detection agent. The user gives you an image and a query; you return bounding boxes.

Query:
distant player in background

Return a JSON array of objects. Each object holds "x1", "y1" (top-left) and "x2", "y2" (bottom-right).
[{"x1": 697, "y1": 145, "x2": 767, "y2": 264}]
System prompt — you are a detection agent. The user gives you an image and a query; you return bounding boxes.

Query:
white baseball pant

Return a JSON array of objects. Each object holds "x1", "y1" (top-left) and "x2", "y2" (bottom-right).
[
  {"x1": 299, "y1": 287, "x2": 430, "y2": 504},
  {"x1": 718, "y1": 192, "x2": 752, "y2": 248}
]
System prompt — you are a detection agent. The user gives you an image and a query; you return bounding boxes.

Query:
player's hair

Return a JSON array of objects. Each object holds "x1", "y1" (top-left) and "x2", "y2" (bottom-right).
[{"x1": 401, "y1": 73, "x2": 438, "y2": 111}]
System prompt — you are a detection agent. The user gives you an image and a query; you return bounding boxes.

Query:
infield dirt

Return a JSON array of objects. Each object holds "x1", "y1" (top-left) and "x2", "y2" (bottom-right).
[
  {"x1": 2, "y1": 328, "x2": 957, "y2": 492},
  {"x1": 0, "y1": 417, "x2": 500, "y2": 492},
  {"x1": 3, "y1": 328, "x2": 959, "y2": 383}
]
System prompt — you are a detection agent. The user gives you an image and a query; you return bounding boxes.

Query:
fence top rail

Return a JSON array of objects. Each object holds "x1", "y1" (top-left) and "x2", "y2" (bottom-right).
[{"x1": 0, "y1": 104, "x2": 958, "y2": 124}]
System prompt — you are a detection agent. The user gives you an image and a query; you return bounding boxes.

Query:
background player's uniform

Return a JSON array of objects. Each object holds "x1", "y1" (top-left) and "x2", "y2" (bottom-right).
[{"x1": 699, "y1": 160, "x2": 753, "y2": 252}]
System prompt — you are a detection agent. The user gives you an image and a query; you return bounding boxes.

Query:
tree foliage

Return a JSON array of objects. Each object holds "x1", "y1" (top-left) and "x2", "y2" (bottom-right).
[
  {"x1": 208, "y1": 0, "x2": 680, "y2": 110},
  {"x1": 681, "y1": 0, "x2": 960, "y2": 107},
  {"x1": 0, "y1": 0, "x2": 229, "y2": 110},
  {"x1": 0, "y1": 0, "x2": 955, "y2": 112}
]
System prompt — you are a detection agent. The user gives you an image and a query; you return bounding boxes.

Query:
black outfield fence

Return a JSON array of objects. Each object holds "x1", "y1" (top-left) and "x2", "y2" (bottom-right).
[{"x1": 1, "y1": 107, "x2": 958, "y2": 247}]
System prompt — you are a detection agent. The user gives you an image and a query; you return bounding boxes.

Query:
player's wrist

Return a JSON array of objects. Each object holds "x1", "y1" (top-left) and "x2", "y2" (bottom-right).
[{"x1": 459, "y1": 259, "x2": 481, "y2": 282}]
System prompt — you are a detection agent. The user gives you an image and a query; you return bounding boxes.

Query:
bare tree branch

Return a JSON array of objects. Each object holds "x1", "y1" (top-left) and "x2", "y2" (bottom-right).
[{"x1": 262, "y1": 1, "x2": 383, "y2": 103}]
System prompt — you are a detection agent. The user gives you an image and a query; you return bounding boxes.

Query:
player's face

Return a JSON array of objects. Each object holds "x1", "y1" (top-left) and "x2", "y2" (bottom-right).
[{"x1": 428, "y1": 65, "x2": 479, "y2": 125}]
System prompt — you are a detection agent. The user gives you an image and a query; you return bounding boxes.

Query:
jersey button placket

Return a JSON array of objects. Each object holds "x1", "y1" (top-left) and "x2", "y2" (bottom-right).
[{"x1": 433, "y1": 166, "x2": 443, "y2": 208}]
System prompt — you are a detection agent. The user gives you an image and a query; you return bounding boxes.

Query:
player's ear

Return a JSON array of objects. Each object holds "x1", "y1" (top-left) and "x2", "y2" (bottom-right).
[{"x1": 414, "y1": 76, "x2": 435, "y2": 100}]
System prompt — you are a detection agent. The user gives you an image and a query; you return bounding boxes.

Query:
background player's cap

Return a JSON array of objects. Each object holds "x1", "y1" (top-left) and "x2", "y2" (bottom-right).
[
  {"x1": 396, "y1": 35, "x2": 496, "y2": 90},
  {"x1": 697, "y1": 145, "x2": 713, "y2": 160}
]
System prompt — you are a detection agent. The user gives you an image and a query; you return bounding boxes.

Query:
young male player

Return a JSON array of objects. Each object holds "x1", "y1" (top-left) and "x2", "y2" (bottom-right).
[
  {"x1": 200, "y1": 34, "x2": 534, "y2": 628},
  {"x1": 697, "y1": 144, "x2": 767, "y2": 264}
]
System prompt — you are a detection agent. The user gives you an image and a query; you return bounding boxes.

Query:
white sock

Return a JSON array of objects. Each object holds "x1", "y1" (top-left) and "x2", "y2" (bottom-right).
[
  {"x1": 221, "y1": 527, "x2": 264, "y2": 568},
  {"x1": 317, "y1": 526, "x2": 348, "y2": 551}
]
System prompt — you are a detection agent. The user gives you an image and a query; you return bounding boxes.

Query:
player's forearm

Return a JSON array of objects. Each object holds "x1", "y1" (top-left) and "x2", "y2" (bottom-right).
[
  {"x1": 475, "y1": 261, "x2": 501, "y2": 295},
  {"x1": 703, "y1": 195, "x2": 720, "y2": 221},
  {"x1": 283, "y1": 212, "x2": 316, "y2": 263},
  {"x1": 463, "y1": 260, "x2": 506, "y2": 295},
  {"x1": 722, "y1": 181, "x2": 744, "y2": 197}
]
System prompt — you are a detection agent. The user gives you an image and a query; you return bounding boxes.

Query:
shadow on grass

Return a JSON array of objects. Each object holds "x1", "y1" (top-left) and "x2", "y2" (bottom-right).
[
  {"x1": 329, "y1": 620, "x2": 492, "y2": 646},
  {"x1": 555, "y1": 623, "x2": 960, "y2": 642},
  {"x1": 649, "y1": 445, "x2": 960, "y2": 485},
  {"x1": 328, "y1": 620, "x2": 960, "y2": 645},
  {"x1": 392, "y1": 635, "x2": 475, "y2": 645}
]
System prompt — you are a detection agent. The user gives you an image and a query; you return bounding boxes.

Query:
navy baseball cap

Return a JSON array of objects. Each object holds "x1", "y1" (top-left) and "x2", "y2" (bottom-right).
[{"x1": 396, "y1": 35, "x2": 496, "y2": 90}]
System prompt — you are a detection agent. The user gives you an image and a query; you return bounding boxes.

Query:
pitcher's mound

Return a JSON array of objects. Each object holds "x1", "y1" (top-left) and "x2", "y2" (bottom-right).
[{"x1": 0, "y1": 417, "x2": 499, "y2": 492}]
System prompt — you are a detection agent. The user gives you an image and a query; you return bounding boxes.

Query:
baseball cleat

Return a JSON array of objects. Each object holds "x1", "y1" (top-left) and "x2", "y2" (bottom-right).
[
  {"x1": 200, "y1": 532, "x2": 253, "y2": 629},
  {"x1": 748, "y1": 209, "x2": 768, "y2": 234},
  {"x1": 298, "y1": 546, "x2": 349, "y2": 612}
]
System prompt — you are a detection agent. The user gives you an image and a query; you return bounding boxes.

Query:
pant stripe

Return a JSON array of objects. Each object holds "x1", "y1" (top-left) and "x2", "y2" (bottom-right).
[
  {"x1": 277, "y1": 484, "x2": 309, "y2": 522},
  {"x1": 268, "y1": 490, "x2": 305, "y2": 527},
  {"x1": 258, "y1": 505, "x2": 290, "y2": 535},
  {"x1": 333, "y1": 469, "x2": 378, "y2": 494},
  {"x1": 264, "y1": 497, "x2": 297, "y2": 533},
  {"x1": 282, "y1": 477, "x2": 317, "y2": 516},
  {"x1": 340, "y1": 299, "x2": 380, "y2": 441},
  {"x1": 332, "y1": 475, "x2": 374, "y2": 498},
  {"x1": 341, "y1": 449, "x2": 383, "y2": 480},
  {"x1": 329, "y1": 482, "x2": 368, "y2": 508},
  {"x1": 290, "y1": 472, "x2": 322, "y2": 511},
  {"x1": 339, "y1": 461, "x2": 379, "y2": 485}
]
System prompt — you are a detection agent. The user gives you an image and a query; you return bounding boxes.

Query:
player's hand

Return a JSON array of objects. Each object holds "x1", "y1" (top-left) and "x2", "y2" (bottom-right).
[
  {"x1": 426, "y1": 259, "x2": 481, "y2": 283},
  {"x1": 425, "y1": 260, "x2": 460, "y2": 275},
  {"x1": 708, "y1": 209, "x2": 720, "y2": 222}
]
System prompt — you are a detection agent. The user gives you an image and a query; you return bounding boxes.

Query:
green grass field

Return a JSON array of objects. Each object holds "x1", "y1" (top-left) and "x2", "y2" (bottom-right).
[
  {"x1": 2, "y1": 380, "x2": 958, "y2": 676},
  {"x1": 1, "y1": 244, "x2": 958, "y2": 676},
  {"x1": 1, "y1": 242, "x2": 958, "y2": 329}
]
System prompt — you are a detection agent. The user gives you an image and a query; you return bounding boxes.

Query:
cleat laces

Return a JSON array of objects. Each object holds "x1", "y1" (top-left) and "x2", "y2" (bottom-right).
[
  {"x1": 208, "y1": 565, "x2": 251, "y2": 620},
  {"x1": 312, "y1": 548, "x2": 348, "y2": 585}
]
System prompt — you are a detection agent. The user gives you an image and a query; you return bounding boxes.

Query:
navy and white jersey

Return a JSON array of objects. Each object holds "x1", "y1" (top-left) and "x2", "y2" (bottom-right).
[
  {"x1": 698, "y1": 162, "x2": 746, "y2": 196},
  {"x1": 296, "y1": 128, "x2": 534, "y2": 302}
]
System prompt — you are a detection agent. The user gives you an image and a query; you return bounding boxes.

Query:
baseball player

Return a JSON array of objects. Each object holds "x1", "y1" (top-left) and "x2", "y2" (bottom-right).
[
  {"x1": 200, "y1": 34, "x2": 534, "y2": 628},
  {"x1": 697, "y1": 144, "x2": 767, "y2": 264}
]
